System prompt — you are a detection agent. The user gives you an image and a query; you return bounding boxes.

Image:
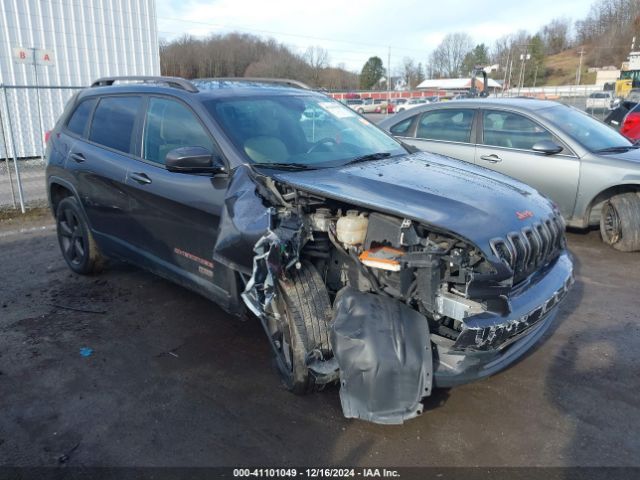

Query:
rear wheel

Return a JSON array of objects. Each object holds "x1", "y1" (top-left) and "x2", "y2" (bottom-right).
[
  {"x1": 600, "y1": 192, "x2": 640, "y2": 251},
  {"x1": 267, "y1": 261, "x2": 332, "y2": 394},
  {"x1": 56, "y1": 197, "x2": 104, "y2": 274},
  {"x1": 357, "y1": 108, "x2": 364, "y2": 114}
]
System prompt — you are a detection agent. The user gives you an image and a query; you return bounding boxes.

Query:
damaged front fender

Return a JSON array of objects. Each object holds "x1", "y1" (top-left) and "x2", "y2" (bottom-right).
[
  {"x1": 213, "y1": 166, "x2": 273, "y2": 275},
  {"x1": 213, "y1": 165, "x2": 306, "y2": 317}
]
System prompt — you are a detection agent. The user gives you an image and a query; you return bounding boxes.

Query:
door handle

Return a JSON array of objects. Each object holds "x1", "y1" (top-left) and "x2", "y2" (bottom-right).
[
  {"x1": 70, "y1": 152, "x2": 85, "y2": 163},
  {"x1": 130, "y1": 172, "x2": 152, "y2": 185},
  {"x1": 479, "y1": 154, "x2": 502, "y2": 163}
]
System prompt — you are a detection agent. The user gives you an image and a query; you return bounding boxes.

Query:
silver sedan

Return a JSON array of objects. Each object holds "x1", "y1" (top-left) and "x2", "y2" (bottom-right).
[{"x1": 379, "y1": 99, "x2": 640, "y2": 251}]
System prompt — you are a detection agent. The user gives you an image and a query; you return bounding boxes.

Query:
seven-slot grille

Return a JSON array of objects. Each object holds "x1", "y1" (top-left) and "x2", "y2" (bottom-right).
[{"x1": 490, "y1": 213, "x2": 566, "y2": 283}]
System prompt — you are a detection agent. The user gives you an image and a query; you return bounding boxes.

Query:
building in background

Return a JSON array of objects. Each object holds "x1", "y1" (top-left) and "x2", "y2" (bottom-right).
[
  {"x1": 594, "y1": 69, "x2": 621, "y2": 87},
  {"x1": 0, "y1": 0, "x2": 160, "y2": 158}
]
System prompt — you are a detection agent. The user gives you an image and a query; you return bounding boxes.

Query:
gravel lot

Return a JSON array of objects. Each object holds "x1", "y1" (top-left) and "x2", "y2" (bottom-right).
[{"x1": 0, "y1": 210, "x2": 638, "y2": 467}]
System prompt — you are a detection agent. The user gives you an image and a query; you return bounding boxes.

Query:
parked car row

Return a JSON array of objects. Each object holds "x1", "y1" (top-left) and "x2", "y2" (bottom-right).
[
  {"x1": 395, "y1": 98, "x2": 428, "y2": 112},
  {"x1": 586, "y1": 90, "x2": 616, "y2": 111},
  {"x1": 340, "y1": 96, "x2": 443, "y2": 114},
  {"x1": 605, "y1": 89, "x2": 640, "y2": 142},
  {"x1": 343, "y1": 97, "x2": 393, "y2": 114}
]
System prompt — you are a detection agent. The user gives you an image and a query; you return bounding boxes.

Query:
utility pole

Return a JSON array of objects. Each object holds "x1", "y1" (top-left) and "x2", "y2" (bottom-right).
[
  {"x1": 387, "y1": 46, "x2": 391, "y2": 115},
  {"x1": 30, "y1": 47, "x2": 46, "y2": 160},
  {"x1": 533, "y1": 64, "x2": 539, "y2": 88},
  {"x1": 518, "y1": 46, "x2": 532, "y2": 95},
  {"x1": 576, "y1": 48, "x2": 585, "y2": 85},
  {"x1": 517, "y1": 51, "x2": 525, "y2": 95},
  {"x1": 506, "y1": 57, "x2": 514, "y2": 97},
  {"x1": 502, "y1": 48, "x2": 511, "y2": 97}
]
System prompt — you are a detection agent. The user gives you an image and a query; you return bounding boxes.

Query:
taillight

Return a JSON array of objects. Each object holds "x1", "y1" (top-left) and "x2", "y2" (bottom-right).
[
  {"x1": 44, "y1": 130, "x2": 51, "y2": 144},
  {"x1": 621, "y1": 112, "x2": 640, "y2": 141}
]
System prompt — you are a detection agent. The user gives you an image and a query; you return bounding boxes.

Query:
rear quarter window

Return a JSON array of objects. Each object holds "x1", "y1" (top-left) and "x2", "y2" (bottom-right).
[
  {"x1": 66, "y1": 98, "x2": 97, "y2": 137},
  {"x1": 390, "y1": 117, "x2": 414, "y2": 136},
  {"x1": 89, "y1": 96, "x2": 142, "y2": 154}
]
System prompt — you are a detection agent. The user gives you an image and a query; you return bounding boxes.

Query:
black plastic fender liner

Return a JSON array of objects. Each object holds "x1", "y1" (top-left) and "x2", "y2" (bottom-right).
[{"x1": 331, "y1": 287, "x2": 433, "y2": 424}]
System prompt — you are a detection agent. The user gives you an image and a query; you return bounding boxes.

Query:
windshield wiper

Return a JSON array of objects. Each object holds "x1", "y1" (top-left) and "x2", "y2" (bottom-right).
[
  {"x1": 252, "y1": 162, "x2": 313, "y2": 170},
  {"x1": 594, "y1": 145, "x2": 640, "y2": 153},
  {"x1": 345, "y1": 152, "x2": 392, "y2": 165}
]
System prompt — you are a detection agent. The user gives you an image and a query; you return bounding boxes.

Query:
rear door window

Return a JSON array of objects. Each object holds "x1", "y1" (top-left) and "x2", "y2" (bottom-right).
[
  {"x1": 66, "y1": 98, "x2": 97, "y2": 137},
  {"x1": 482, "y1": 110, "x2": 556, "y2": 151},
  {"x1": 416, "y1": 109, "x2": 475, "y2": 143},
  {"x1": 142, "y1": 97, "x2": 214, "y2": 165},
  {"x1": 89, "y1": 96, "x2": 142, "y2": 154}
]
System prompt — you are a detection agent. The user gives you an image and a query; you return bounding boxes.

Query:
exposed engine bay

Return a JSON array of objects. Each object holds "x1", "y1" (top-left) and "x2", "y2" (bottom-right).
[
  {"x1": 239, "y1": 177, "x2": 501, "y2": 336},
  {"x1": 213, "y1": 165, "x2": 572, "y2": 424}
]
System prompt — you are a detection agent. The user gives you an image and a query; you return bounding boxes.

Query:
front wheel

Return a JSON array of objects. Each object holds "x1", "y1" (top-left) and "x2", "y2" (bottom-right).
[
  {"x1": 56, "y1": 197, "x2": 105, "y2": 274},
  {"x1": 600, "y1": 192, "x2": 640, "y2": 251},
  {"x1": 267, "y1": 261, "x2": 333, "y2": 394}
]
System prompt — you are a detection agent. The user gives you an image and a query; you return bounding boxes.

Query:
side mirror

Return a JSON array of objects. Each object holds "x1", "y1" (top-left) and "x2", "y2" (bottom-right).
[
  {"x1": 532, "y1": 140, "x2": 563, "y2": 155},
  {"x1": 165, "y1": 146, "x2": 226, "y2": 174}
]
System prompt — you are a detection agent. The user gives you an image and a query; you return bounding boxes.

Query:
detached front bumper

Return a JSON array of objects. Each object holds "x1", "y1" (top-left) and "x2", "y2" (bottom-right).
[{"x1": 433, "y1": 252, "x2": 574, "y2": 388}]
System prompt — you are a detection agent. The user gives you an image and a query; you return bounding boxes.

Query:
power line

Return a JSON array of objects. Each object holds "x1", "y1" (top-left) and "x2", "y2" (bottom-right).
[{"x1": 156, "y1": 15, "x2": 431, "y2": 56}]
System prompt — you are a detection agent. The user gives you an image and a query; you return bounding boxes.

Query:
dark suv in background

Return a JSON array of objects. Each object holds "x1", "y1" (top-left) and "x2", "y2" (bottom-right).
[{"x1": 46, "y1": 76, "x2": 573, "y2": 424}]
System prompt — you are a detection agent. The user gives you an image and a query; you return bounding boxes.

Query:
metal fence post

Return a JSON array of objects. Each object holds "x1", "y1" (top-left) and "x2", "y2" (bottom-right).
[
  {"x1": 0, "y1": 85, "x2": 17, "y2": 208},
  {"x1": 2, "y1": 85, "x2": 26, "y2": 213},
  {"x1": 31, "y1": 49, "x2": 46, "y2": 159}
]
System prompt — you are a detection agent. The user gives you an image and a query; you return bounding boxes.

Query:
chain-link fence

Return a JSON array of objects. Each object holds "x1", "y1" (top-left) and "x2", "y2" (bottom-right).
[
  {"x1": 500, "y1": 84, "x2": 614, "y2": 122},
  {"x1": 0, "y1": 84, "x2": 84, "y2": 212}
]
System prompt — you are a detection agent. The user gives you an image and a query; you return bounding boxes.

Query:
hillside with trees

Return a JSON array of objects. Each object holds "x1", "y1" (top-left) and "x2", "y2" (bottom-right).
[
  {"x1": 160, "y1": 32, "x2": 359, "y2": 90},
  {"x1": 429, "y1": 0, "x2": 640, "y2": 87},
  {"x1": 159, "y1": 0, "x2": 640, "y2": 91}
]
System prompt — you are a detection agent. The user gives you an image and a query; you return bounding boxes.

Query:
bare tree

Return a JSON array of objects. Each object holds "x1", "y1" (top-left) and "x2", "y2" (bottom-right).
[
  {"x1": 540, "y1": 17, "x2": 572, "y2": 55},
  {"x1": 575, "y1": 0, "x2": 640, "y2": 66},
  {"x1": 429, "y1": 33, "x2": 474, "y2": 78},
  {"x1": 304, "y1": 46, "x2": 329, "y2": 87},
  {"x1": 401, "y1": 57, "x2": 415, "y2": 89},
  {"x1": 320, "y1": 64, "x2": 359, "y2": 91}
]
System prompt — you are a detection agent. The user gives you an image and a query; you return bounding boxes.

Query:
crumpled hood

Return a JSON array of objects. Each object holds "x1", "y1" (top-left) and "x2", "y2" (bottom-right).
[{"x1": 270, "y1": 152, "x2": 558, "y2": 256}]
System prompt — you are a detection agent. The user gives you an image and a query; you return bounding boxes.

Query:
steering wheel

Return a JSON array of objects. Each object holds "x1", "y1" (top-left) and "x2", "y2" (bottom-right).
[{"x1": 307, "y1": 137, "x2": 337, "y2": 154}]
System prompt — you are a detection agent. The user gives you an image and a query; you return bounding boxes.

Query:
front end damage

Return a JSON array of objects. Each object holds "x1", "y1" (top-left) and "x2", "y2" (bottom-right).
[{"x1": 214, "y1": 165, "x2": 574, "y2": 425}]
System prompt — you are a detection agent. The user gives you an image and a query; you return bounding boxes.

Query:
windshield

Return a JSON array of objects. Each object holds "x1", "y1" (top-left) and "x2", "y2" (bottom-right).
[
  {"x1": 537, "y1": 104, "x2": 632, "y2": 152},
  {"x1": 203, "y1": 94, "x2": 406, "y2": 168}
]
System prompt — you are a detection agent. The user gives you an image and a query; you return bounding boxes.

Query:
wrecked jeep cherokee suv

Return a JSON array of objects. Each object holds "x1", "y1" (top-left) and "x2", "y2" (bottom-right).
[{"x1": 46, "y1": 76, "x2": 574, "y2": 424}]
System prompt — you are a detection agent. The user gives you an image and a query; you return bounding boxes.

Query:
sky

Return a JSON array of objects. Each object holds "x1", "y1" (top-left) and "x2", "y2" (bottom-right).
[{"x1": 156, "y1": 0, "x2": 595, "y2": 72}]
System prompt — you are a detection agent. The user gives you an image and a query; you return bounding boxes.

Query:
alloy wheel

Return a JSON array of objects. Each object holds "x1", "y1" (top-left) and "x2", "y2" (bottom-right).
[{"x1": 58, "y1": 207, "x2": 86, "y2": 266}]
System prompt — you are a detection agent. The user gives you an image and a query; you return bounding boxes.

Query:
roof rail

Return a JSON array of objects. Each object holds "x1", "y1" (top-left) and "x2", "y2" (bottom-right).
[
  {"x1": 194, "y1": 77, "x2": 311, "y2": 90},
  {"x1": 91, "y1": 76, "x2": 198, "y2": 93}
]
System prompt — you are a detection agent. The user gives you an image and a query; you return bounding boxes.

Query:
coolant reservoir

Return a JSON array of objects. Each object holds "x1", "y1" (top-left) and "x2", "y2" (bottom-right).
[
  {"x1": 310, "y1": 208, "x2": 333, "y2": 232},
  {"x1": 336, "y1": 210, "x2": 368, "y2": 246}
]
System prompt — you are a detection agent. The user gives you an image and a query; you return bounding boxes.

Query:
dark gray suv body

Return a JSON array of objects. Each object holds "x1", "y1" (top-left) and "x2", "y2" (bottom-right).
[{"x1": 46, "y1": 77, "x2": 573, "y2": 424}]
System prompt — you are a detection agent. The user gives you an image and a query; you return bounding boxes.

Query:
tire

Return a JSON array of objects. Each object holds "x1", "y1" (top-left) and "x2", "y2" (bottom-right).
[
  {"x1": 271, "y1": 261, "x2": 332, "y2": 395},
  {"x1": 56, "y1": 196, "x2": 105, "y2": 274},
  {"x1": 600, "y1": 192, "x2": 640, "y2": 252},
  {"x1": 357, "y1": 108, "x2": 364, "y2": 114}
]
